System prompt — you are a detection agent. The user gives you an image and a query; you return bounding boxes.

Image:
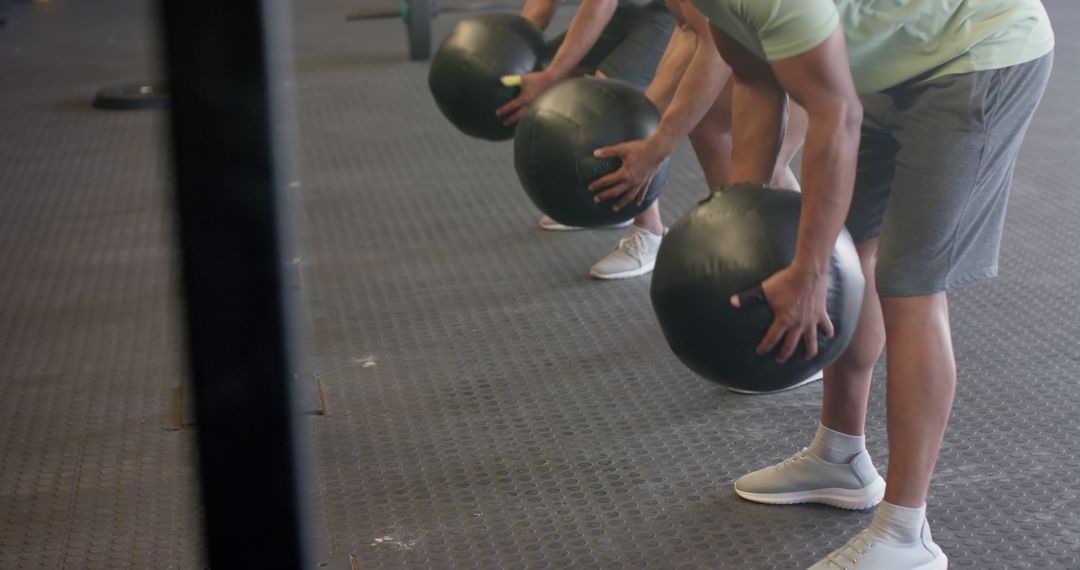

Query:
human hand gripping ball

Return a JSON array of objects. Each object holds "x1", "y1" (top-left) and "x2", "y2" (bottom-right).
[
  {"x1": 731, "y1": 264, "x2": 835, "y2": 363},
  {"x1": 588, "y1": 136, "x2": 670, "y2": 212},
  {"x1": 512, "y1": 76, "x2": 671, "y2": 228},
  {"x1": 496, "y1": 71, "x2": 556, "y2": 126},
  {"x1": 650, "y1": 185, "x2": 862, "y2": 392},
  {"x1": 428, "y1": 14, "x2": 550, "y2": 140}
]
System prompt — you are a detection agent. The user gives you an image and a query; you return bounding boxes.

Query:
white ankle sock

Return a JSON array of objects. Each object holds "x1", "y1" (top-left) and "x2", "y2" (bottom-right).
[
  {"x1": 868, "y1": 501, "x2": 927, "y2": 544},
  {"x1": 808, "y1": 423, "x2": 865, "y2": 464}
]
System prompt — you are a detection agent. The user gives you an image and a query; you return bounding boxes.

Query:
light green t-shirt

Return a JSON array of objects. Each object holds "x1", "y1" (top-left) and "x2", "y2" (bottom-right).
[{"x1": 689, "y1": 0, "x2": 1055, "y2": 94}]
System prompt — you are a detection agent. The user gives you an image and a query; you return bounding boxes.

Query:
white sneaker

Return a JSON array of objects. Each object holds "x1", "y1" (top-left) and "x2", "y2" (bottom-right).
[
  {"x1": 727, "y1": 369, "x2": 824, "y2": 395},
  {"x1": 589, "y1": 225, "x2": 665, "y2": 280},
  {"x1": 538, "y1": 215, "x2": 634, "y2": 232},
  {"x1": 735, "y1": 448, "x2": 885, "y2": 510},
  {"x1": 808, "y1": 520, "x2": 948, "y2": 569}
]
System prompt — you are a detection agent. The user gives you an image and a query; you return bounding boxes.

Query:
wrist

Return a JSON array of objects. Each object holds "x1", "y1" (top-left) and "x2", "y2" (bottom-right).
[
  {"x1": 650, "y1": 124, "x2": 679, "y2": 156},
  {"x1": 791, "y1": 255, "x2": 830, "y2": 280},
  {"x1": 540, "y1": 65, "x2": 568, "y2": 85}
]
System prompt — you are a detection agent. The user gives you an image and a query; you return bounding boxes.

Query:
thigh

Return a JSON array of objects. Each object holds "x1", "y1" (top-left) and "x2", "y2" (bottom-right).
[
  {"x1": 595, "y1": 5, "x2": 674, "y2": 89},
  {"x1": 562, "y1": 30, "x2": 617, "y2": 75},
  {"x1": 553, "y1": 7, "x2": 637, "y2": 76},
  {"x1": 845, "y1": 91, "x2": 899, "y2": 246},
  {"x1": 874, "y1": 54, "x2": 1054, "y2": 297}
]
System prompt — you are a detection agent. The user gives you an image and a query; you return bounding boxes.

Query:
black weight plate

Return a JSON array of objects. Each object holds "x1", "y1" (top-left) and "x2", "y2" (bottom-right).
[{"x1": 406, "y1": 0, "x2": 432, "y2": 61}]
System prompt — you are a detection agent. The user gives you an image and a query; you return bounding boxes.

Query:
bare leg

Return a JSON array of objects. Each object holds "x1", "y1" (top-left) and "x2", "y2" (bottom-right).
[
  {"x1": 688, "y1": 78, "x2": 734, "y2": 189},
  {"x1": 614, "y1": 76, "x2": 739, "y2": 238},
  {"x1": 821, "y1": 238, "x2": 885, "y2": 435},
  {"x1": 634, "y1": 78, "x2": 737, "y2": 237},
  {"x1": 632, "y1": 86, "x2": 805, "y2": 236},
  {"x1": 633, "y1": 200, "x2": 665, "y2": 235},
  {"x1": 622, "y1": 66, "x2": 678, "y2": 237},
  {"x1": 703, "y1": 80, "x2": 806, "y2": 190},
  {"x1": 879, "y1": 292, "x2": 956, "y2": 507}
]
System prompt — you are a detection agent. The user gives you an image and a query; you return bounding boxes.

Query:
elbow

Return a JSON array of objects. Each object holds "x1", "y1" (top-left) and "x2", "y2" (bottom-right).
[
  {"x1": 840, "y1": 96, "x2": 862, "y2": 137},
  {"x1": 804, "y1": 93, "x2": 861, "y2": 151}
]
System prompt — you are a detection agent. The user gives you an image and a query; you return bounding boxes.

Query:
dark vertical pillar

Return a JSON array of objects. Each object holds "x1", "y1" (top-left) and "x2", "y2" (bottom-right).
[{"x1": 158, "y1": 1, "x2": 312, "y2": 568}]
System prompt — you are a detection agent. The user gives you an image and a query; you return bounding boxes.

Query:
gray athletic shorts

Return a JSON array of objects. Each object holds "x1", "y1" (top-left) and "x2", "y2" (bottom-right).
[
  {"x1": 846, "y1": 53, "x2": 1054, "y2": 297},
  {"x1": 547, "y1": 1, "x2": 674, "y2": 89}
]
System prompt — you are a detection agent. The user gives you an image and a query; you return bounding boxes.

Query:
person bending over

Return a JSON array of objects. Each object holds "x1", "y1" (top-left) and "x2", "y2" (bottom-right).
[
  {"x1": 502, "y1": 0, "x2": 806, "y2": 282},
  {"x1": 687, "y1": 0, "x2": 1052, "y2": 566}
]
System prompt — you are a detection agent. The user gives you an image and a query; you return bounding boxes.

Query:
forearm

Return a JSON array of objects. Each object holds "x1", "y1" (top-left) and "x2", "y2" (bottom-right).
[
  {"x1": 643, "y1": 24, "x2": 696, "y2": 112},
  {"x1": 521, "y1": 0, "x2": 561, "y2": 30},
  {"x1": 649, "y1": 34, "x2": 729, "y2": 155},
  {"x1": 792, "y1": 103, "x2": 861, "y2": 274},
  {"x1": 545, "y1": 0, "x2": 618, "y2": 79}
]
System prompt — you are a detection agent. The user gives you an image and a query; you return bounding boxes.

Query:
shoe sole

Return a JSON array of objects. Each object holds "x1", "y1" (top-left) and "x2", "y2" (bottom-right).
[
  {"x1": 539, "y1": 222, "x2": 585, "y2": 231},
  {"x1": 540, "y1": 219, "x2": 635, "y2": 232},
  {"x1": 735, "y1": 476, "x2": 885, "y2": 510},
  {"x1": 727, "y1": 370, "x2": 824, "y2": 395},
  {"x1": 910, "y1": 556, "x2": 948, "y2": 570},
  {"x1": 589, "y1": 262, "x2": 655, "y2": 280}
]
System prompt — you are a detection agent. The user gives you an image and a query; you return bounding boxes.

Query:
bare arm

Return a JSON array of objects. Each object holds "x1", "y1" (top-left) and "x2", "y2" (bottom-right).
[
  {"x1": 499, "y1": 0, "x2": 618, "y2": 124},
  {"x1": 543, "y1": 0, "x2": 618, "y2": 80},
  {"x1": 717, "y1": 25, "x2": 862, "y2": 361},
  {"x1": 521, "y1": 0, "x2": 562, "y2": 31},
  {"x1": 642, "y1": 15, "x2": 696, "y2": 113},
  {"x1": 589, "y1": 0, "x2": 730, "y2": 207},
  {"x1": 648, "y1": 0, "x2": 730, "y2": 155},
  {"x1": 771, "y1": 29, "x2": 862, "y2": 280}
]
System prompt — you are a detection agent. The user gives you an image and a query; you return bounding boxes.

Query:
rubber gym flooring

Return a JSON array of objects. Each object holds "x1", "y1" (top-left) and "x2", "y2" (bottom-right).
[{"x1": 0, "y1": 0, "x2": 1078, "y2": 568}]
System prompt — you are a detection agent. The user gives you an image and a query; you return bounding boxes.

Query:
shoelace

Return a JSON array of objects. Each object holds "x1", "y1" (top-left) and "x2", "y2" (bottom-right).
[
  {"x1": 777, "y1": 448, "x2": 812, "y2": 470},
  {"x1": 614, "y1": 229, "x2": 649, "y2": 260},
  {"x1": 824, "y1": 531, "x2": 875, "y2": 569}
]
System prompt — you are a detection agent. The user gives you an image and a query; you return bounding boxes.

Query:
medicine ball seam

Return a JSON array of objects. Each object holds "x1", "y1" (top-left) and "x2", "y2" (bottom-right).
[
  {"x1": 650, "y1": 185, "x2": 864, "y2": 391},
  {"x1": 515, "y1": 76, "x2": 668, "y2": 227},
  {"x1": 429, "y1": 14, "x2": 545, "y2": 141}
]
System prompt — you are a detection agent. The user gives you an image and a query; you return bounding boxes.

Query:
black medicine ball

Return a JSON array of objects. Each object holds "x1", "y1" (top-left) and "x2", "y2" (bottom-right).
[
  {"x1": 650, "y1": 184, "x2": 864, "y2": 393},
  {"x1": 513, "y1": 76, "x2": 671, "y2": 228},
  {"x1": 428, "y1": 14, "x2": 549, "y2": 141}
]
